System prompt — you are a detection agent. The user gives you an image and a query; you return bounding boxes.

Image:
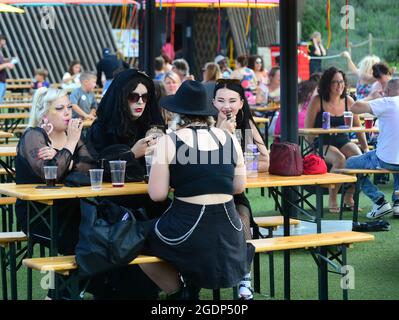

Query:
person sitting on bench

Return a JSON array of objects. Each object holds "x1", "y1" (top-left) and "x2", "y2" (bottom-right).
[
  {"x1": 347, "y1": 78, "x2": 399, "y2": 219},
  {"x1": 141, "y1": 80, "x2": 255, "y2": 300}
]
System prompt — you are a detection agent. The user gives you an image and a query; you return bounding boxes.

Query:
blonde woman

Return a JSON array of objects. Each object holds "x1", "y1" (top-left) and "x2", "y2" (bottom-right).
[
  {"x1": 202, "y1": 62, "x2": 221, "y2": 83},
  {"x1": 202, "y1": 62, "x2": 222, "y2": 107},
  {"x1": 341, "y1": 51, "x2": 380, "y2": 100},
  {"x1": 16, "y1": 87, "x2": 92, "y2": 255},
  {"x1": 163, "y1": 71, "x2": 182, "y2": 95}
]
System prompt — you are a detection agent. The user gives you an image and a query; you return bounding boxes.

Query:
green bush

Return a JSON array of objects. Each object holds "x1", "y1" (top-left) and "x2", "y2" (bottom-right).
[{"x1": 302, "y1": 0, "x2": 399, "y2": 69}]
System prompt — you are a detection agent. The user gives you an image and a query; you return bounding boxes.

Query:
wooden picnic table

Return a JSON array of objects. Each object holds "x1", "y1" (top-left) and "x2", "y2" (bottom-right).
[
  {"x1": 299, "y1": 127, "x2": 379, "y2": 158},
  {"x1": 0, "y1": 131, "x2": 13, "y2": 139},
  {"x1": 251, "y1": 104, "x2": 280, "y2": 113},
  {"x1": 299, "y1": 126, "x2": 379, "y2": 136},
  {"x1": 0, "y1": 113, "x2": 29, "y2": 133},
  {"x1": 0, "y1": 103, "x2": 31, "y2": 110},
  {"x1": 0, "y1": 113, "x2": 30, "y2": 120},
  {"x1": 0, "y1": 171, "x2": 357, "y2": 300},
  {"x1": 253, "y1": 116, "x2": 270, "y2": 124},
  {"x1": 6, "y1": 84, "x2": 32, "y2": 90},
  {"x1": 0, "y1": 146, "x2": 17, "y2": 157}
]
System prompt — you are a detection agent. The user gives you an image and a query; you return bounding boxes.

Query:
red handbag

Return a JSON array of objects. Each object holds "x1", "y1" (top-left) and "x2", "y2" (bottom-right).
[
  {"x1": 303, "y1": 154, "x2": 327, "y2": 175},
  {"x1": 269, "y1": 142, "x2": 303, "y2": 176}
]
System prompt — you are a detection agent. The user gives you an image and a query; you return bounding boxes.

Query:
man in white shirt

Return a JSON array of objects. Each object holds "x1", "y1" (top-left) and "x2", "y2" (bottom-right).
[{"x1": 347, "y1": 78, "x2": 399, "y2": 219}]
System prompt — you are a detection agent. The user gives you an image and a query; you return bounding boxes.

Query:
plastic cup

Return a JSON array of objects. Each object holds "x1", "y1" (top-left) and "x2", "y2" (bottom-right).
[
  {"x1": 145, "y1": 155, "x2": 153, "y2": 177},
  {"x1": 43, "y1": 166, "x2": 57, "y2": 186},
  {"x1": 244, "y1": 152, "x2": 260, "y2": 178},
  {"x1": 109, "y1": 160, "x2": 126, "y2": 187},
  {"x1": 343, "y1": 111, "x2": 353, "y2": 128},
  {"x1": 364, "y1": 117, "x2": 373, "y2": 129},
  {"x1": 89, "y1": 169, "x2": 104, "y2": 191}
]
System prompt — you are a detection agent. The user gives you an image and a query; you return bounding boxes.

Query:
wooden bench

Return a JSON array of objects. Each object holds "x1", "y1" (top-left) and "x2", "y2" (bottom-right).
[
  {"x1": 333, "y1": 168, "x2": 399, "y2": 222},
  {"x1": 22, "y1": 231, "x2": 374, "y2": 300},
  {"x1": 252, "y1": 216, "x2": 301, "y2": 296},
  {"x1": 0, "y1": 231, "x2": 27, "y2": 300},
  {"x1": 0, "y1": 197, "x2": 17, "y2": 232}
]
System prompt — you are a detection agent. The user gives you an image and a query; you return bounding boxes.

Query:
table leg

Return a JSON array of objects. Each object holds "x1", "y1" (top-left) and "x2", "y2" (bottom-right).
[
  {"x1": 282, "y1": 187, "x2": 291, "y2": 300},
  {"x1": 316, "y1": 185, "x2": 323, "y2": 233},
  {"x1": 318, "y1": 247, "x2": 329, "y2": 300},
  {"x1": 342, "y1": 246, "x2": 348, "y2": 300},
  {"x1": 318, "y1": 135, "x2": 324, "y2": 158},
  {"x1": 353, "y1": 174, "x2": 363, "y2": 223}
]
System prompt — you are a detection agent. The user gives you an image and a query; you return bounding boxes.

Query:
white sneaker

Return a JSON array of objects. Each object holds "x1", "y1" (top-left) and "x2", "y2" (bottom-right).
[
  {"x1": 366, "y1": 201, "x2": 393, "y2": 219},
  {"x1": 393, "y1": 201, "x2": 399, "y2": 218}
]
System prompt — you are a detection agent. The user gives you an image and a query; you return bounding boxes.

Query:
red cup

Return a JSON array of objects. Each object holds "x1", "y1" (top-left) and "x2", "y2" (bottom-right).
[{"x1": 364, "y1": 118, "x2": 373, "y2": 129}]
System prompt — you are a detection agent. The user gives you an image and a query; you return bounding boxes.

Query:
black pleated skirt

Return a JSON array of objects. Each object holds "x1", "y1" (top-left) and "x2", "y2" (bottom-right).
[{"x1": 143, "y1": 198, "x2": 255, "y2": 289}]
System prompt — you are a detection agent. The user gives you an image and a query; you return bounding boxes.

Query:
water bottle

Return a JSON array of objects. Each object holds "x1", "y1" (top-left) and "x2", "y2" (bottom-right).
[
  {"x1": 322, "y1": 112, "x2": 331, "y2": 130},
  {"x1": 245, "y1": 144, "x2": 259, "y2": 178}
]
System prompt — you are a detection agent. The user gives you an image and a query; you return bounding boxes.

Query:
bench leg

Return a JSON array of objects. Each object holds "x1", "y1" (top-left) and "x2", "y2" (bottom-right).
[
  {"x1": 252, "y1": 226, "x2": 261, "y2": 294},
  {"x1": 7, "y1": 204, "x2": 14, "y2": 233},
  {"x1": 212, "y1": 289, "x2": 220, "y2": 300},
  {"x1": 268, "y1": 252, "x2": 275, "y2": 298},
  {"x1": 353, "y1": 175, "x2": 363, "y2": 223},
  {"x1": 27, "y1": 241, "x2": 33, "y2": 300},
  {"x1": 9, "y1": 243, "x2": 17, "y2": 300},
  {"x1": 0, "y1": 246, "x2": 7, "y2": 300},
  {"x1": 1, "y1": 205, "x2": 7, "y2": 232},
  {"x1": 232, "y1": 286, "x2": 238, "y2": 300},
  {"x1": 339, "y1": 184, "x2": 346, "y2": 220}
]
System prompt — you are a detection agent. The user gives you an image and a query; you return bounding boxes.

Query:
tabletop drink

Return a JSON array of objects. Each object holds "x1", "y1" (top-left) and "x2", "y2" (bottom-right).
[
  {"x1": 343, "y1": 111, "x2": 353, "y2": 128},
  {"x1": 364, "y1": 117, "x2": 373, "y2": 129},
  {"x1": 43, "y1": 166, "x2": 57, "y2": 187},
  {"x1": 89, "y1": 169, "x2": 104, "y2": 191},
  {"x1": 322, "y1": 112, "x2": 331, "y2": 129},
  {"x1": 245, "y1": 144, "x2": 260, "y2": 178},
  {"x1": 109, "y1": 160, "x2": 126, "y2": 187},
  {"x1": 145, "y1": 155, "x2": 153, "y2": 178}
]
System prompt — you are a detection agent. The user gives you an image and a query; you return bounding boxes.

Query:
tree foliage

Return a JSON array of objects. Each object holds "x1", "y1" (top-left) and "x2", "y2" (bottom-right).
[{"x1": 301, "y1": 0, "x2": 399, "y2": 69}]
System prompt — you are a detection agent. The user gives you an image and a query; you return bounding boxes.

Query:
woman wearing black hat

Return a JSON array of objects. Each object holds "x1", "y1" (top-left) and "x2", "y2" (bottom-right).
[
  {"x1": 213, "y1": 78, "x2": 270, "y2": 299},
  {"x1": 140, "y1": 80, "x2": 255, "y2": 299}
]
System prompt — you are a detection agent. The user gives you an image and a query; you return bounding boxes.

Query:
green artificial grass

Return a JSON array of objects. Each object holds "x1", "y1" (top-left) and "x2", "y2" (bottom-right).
[{"x1": 2, "y1": 180, "x2": 399, "y2": 300}]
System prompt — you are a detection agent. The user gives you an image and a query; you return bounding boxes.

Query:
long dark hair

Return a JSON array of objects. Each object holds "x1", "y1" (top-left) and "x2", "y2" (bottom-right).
[
  {"x1": 318, "y1": 67, "x2": 347, "y2": 101},
  {"x1": 68, "y1": 60, "x2": 81, "y2": 75},
  {"x1": 96, "y1": 69, "x2": 163, "y2": 143},
  {"x1": 248, "y1": 55, "x2": 264, "y2": 72},
  {"x1": 213, "y1": 79, "x2": 264, "y2": 152},
  {"x1": 298, "y1": 78, "x2": 319, "y2": 107},
  {"x1": 372, "y1": 63, "x2": 392, "y2": 79}
]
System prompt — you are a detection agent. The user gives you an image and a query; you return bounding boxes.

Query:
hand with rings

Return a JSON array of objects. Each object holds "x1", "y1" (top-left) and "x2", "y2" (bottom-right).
[
  {"x1": 131, "y1": 135, "x2": 157, "y2": 159},
  {"x1": 37, "y1": 146, "x2": 57, "y2": 161},
  {"x1": 67, "y1": 118, "x2": 83, "y2": 144}
]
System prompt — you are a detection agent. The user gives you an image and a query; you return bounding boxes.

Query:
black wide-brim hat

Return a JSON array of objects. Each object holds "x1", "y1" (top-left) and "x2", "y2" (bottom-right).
[{"x1": 159, "y1": 80, "x2": 219, "y2": 117}]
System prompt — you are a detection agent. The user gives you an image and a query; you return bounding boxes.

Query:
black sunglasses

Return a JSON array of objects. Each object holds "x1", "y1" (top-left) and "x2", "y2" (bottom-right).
[{"x1": 128, "y1": 92, "x2": 149, "y2": 103}]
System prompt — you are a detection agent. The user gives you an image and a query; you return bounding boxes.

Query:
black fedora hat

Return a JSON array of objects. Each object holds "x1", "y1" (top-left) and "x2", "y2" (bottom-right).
[{"x1": 160, "y1": 80, "x2": 218, "y2": 117}]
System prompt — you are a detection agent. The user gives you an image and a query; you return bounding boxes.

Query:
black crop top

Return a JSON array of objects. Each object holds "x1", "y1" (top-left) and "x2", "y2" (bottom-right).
[
  {"x1": 315, "y1": 95, "x2": 348, "y2": 128},
  {"x1": 169, "y1": 127, "x2": 237, "y2": 197}
]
